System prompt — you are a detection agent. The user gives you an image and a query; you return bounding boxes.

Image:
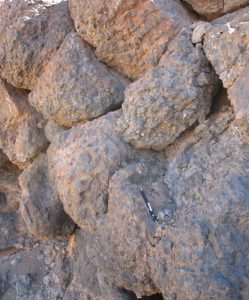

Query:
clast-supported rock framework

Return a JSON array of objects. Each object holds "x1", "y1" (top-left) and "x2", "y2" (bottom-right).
[{"x1": 0, "y1": 1, "x2": 248, "y2": 299}]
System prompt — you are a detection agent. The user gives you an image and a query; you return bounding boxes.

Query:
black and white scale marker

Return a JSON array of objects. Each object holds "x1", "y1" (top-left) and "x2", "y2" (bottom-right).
[{"x1": 140, "y1": 187, "x2": 158, "y2": 223}]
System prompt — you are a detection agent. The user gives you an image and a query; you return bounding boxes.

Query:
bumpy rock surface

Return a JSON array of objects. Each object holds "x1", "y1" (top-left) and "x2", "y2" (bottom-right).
[
  {"x1": 0, "y1": 80, "x2": 47, "y2": 168},
  {"x1": 69, "y1": 0, "x2": 196, "y2": 80},
  {"x1": 19, "y1": 153, "x2": 75, "y2": 240},
  {"x1": 120, "y1": 28, "x2": 219, "y2": 151},
  {"x1": 29, "y1": 32, "x2": 130, "y2": 127},
  {"x1": 184, "y1": 0, "x2": 249, "y2": 19},
  {"x1": 87, "y1": 153, "x2": 171, "y2": 297},
  {"x1": 48, "y1": 112, "x2": 133, "y2": 233},
  {"x1": 150, "y1": 115, "x2": 249, "y2": 299},
  {"x1": 0, "y1": 0, "x2": 73, "y2": 90},
  {"x1": 204, "y1": 7, "x2": 249, "y2": 127}
]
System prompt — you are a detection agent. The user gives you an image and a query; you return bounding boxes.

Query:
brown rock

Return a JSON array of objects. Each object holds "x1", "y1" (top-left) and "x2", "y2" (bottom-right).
[
  {"x1": 19, "y1": 153, "x2": 75, "y2": 240},
  {"x1": 204, "y1": 7, "x2": 249, "y2": 127},
  {"x1": 29, "y1": 32, "x2": 130, "y2": 127},
  {"x1": 184, "y1": 0, "x2": 249, "y2": 19},
  {"x1": 119, "y1": 28, "x2": 219, "y2": 151},
  {"x1": 48, "y1": 112, "x2": 133, "y2": 233},
  {"x1": 87, "y1": 153, "x2": 170, "y2": 297},
  {"x1": 69, "y1": 0, "x2": 196, "y2": 80},
  {"x1": 0, "y1": 79, "x2": 47, "y2": 168},
  {"x1": 0, "y1": 0, "x2": 73, "y2": 90}
]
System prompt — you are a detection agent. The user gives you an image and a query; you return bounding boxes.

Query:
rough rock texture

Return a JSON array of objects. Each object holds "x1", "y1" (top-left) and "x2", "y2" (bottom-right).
[
  {"x1": 0, "y1": 0, "x2": 73, "y2": 90},
  {"x1": 0, "y1": 163, "x2": 29, "y2": 250},
  {"x1": 48, "y1": 112, "x2": 133, "y2": 233},
  {"x1": 19, "y1": 153, "x2": 75, "y2": 240},
  {"x1": 149, "y1": 117, "x2": 249, "y2": 299},
  {"x1": 87, "y1": 153, "x2": 170, "y2": 297},
  {"x1": 120, "y1": 28, "x2": 219, "y2": 151},
  {"x1": 0, "y1": 79, "x2": 47, "y2": 168},
  {"x1": 184, "y1": 0, "x2": 249, "y2": 19},
  {"x1": 29, "y1": 32, "x2": 130, "y2": 127},
  {"x1": 45, "y1": 121, "x2": 66, "y2": 143},
  {"x1": 69, "y1": 0, "x2": 196, "y2": 80},
  {"x1": 204, "y1": 7, "x2": 249, "y2": 128}
]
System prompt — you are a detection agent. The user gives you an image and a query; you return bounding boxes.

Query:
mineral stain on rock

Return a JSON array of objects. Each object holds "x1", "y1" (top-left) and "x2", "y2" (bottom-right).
[{"x1": 0, "y1": 0, "x2": 248, "y2": 299}]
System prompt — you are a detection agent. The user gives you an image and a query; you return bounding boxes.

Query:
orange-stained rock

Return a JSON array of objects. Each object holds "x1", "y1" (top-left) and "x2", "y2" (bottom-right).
[
  {"x1": 69, "y1": 0, "x2": 196, "y2": 80},
  {"x1": 0, "y1": 0, "x2": 73, "y2": 90}
]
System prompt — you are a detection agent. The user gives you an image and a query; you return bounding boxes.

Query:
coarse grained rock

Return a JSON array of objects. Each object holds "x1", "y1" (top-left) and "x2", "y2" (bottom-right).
[
  {"x1": 87, "y1": 152, "x2": 172, "y2": 297},
  {"x1": 69, "y1": 0, "x2": 196, "y2": 80},
  {"x1": 48, "y1": 112, "x2": 133, "y2": 234},
  {"x1": 45, "y1": 121, "x2": 66, "y2": 143},
  {"x1": 0, "y1": 164, "x2": 29, "y2": 250},
  {"x1": 119, "y1": 27, "x2": 219, "y2": 151},
  {"x1": 0, "y1": 79, "x2": 47, "y2": 169},
  {"x1": 19, "y1": 153, "x2": 75, "y2": 240},
  {"x1": 204, "y1": 7, "x2": 249, "y2": 129},
  {"x1": 29, "y1": 32, "x2": 130, "y2": 127},
  {"x1": 0, "y1": 0, "x2": 73, "y2": 90},
  {"x1": 184, "y1": 0, "x2": 249, "y2": 19},
  {"x1": 149, "y1": 119, "x2": 249, "y2": 300}
]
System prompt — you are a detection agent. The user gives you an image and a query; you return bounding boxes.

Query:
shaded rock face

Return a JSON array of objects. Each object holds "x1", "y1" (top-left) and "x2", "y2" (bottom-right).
[
  {"x1": 184, "y1": 0, "x2": 249, "y2": 19},
  {"x1": 204, "y1": 7, "x2": 249, "y2": 128},
  {"x1": 48, "y1": 112, "x2": 133, "y2": 233},
  {"x1": 19, "y1": 153, "x2": 75, "y2": 240},
  {"x1": 29, "y1": 32, "x2": 130, "y2": 127},
  {"x1": 0, "y1": 0, "x2": 73, "y2": 90},
  {"x1": 120, "y1": 28, "x2": 219, "y2": 151},
  {"x1": 69, "y1": 0, "x2": 196, "y2": 80},
  {"x1": 0, "y1": 80, "x2": 47, "y2": 169}
]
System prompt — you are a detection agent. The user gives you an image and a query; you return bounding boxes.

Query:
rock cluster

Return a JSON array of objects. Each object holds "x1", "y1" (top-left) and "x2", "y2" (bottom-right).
[{"x1": 0, "y1": 1, "x2": 249, "y2": 299}]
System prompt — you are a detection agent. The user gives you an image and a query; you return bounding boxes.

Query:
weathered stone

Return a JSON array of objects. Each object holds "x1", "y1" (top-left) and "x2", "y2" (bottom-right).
[
  {"x1": 48, "y1": 112, "x2": 133, "y2": 233},
  {"x1": 120, "y1": 28, "x2": 219, "y2": 151},
  {"x1": 0, "y1": 79, "x2": 47, "y2": 168},
  {"x1": 19, "y1": 153, "x2": 75, "y2": 240},
  {"x1": 0, "y1": 0, "x2": 73, "y2": 90},
  {"x1": 29, "y1": 32, "x2": 130, "y2": 127},
  {"x1": 149, "y1": 121, "x2": 249, "y2": 300},
  {"x1": 69, "y1": 0, "x2": 196, "y2": 80},
  {"x1": 87, "y1": 153, "x2": 170, "y2": 297},
  {"x1": 45, "y1": 121, "x2": 66, "y2": 143},
  {"x1": 0, "y1": 150, "x2": 8, "y2": 168},
  {"x1": 184, "y1": 0, "x2": 249, "y2": 19},
  {"x1": 204, "y1": 7, "x2": 249, "y2": 127}
]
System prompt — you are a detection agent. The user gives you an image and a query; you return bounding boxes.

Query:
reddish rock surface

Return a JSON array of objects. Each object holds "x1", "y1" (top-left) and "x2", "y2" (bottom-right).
[{"x1": 69, "y1": 0, "x2": 196, "y2": 80}]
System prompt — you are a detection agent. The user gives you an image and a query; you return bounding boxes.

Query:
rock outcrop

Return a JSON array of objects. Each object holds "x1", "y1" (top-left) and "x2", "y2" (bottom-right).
[
  {"x1": 184, "y1": 0, "x2": 249, "y2": 19},
  {"x1": 69, "y1": 0, "x2": 196, "y2": 80},
  {"x1": 0, "y1": 79, "x2": 47, "y2": 169},
  {"x1": 19, "y1": 153, "x2": 75, "y2": 240},
  {"x1": 48, "y1": 112, "x2": 133, "y2": 233},
  {"x1": 120, "y1": 27, "x2": 219, "y2": 151},
  {"x1": 29, "y1": 32, "x2": 130, "y2": 127},
  {"x1": 0, "y1": 0, "x2": 249, "y2": 299},
  {"x1": 0, "y1": 0, "x2": 73, "y2": 90}
]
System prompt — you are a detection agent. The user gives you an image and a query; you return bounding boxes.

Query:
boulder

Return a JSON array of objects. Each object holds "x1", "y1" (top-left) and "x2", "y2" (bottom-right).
[
  {"x1": 29, "y1": 32, "x2": 130, "y2": 127},
  {"x1": 0, "y1": 0, "x2": 73, "y2": 90},
  {"x1": 0, "y1": 79, "x2": 47, "y2": 168},
  {"x1": 184, "y1": 0, "x2": 249, "y2": 19},
  {"x1": 48, "y1": 112, "x2": 133, "y2": 233},
  {"x1": 19, "y1": 153, "x2": 75, "y2": 240},
  {"x1": 149, "y1": 119, "x2": 249, "y2": 299},
  {"x1": 120, "y1": 28, "x2": 219, "y2": 151},
  {"x1": 69, "y1": 0, "x2": 196, "y2": 80},
  {"x1": 204, "y1": 7, "x2": 249, "y2": 128},
  {"x1": 87, "y1": 153, "x2": 170, "y2": 297}
]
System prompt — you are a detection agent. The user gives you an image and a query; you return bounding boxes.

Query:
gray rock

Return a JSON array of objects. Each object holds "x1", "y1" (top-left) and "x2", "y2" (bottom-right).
[
  {"x1": 48, "y1": 112, "x2": 133, "y2": 233},
  {"x1": 29, "y1": 32, "x2": 130, "y2": 127},
  {"x1": 120, "y1": 28, "x2": 219, "y2": 151},
  {"x1": 0, "y1": 0, "x2": 73, "y2": 90},
  {"x1": 19, "y1": 153, "x2": 75, "y2": 240}
]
